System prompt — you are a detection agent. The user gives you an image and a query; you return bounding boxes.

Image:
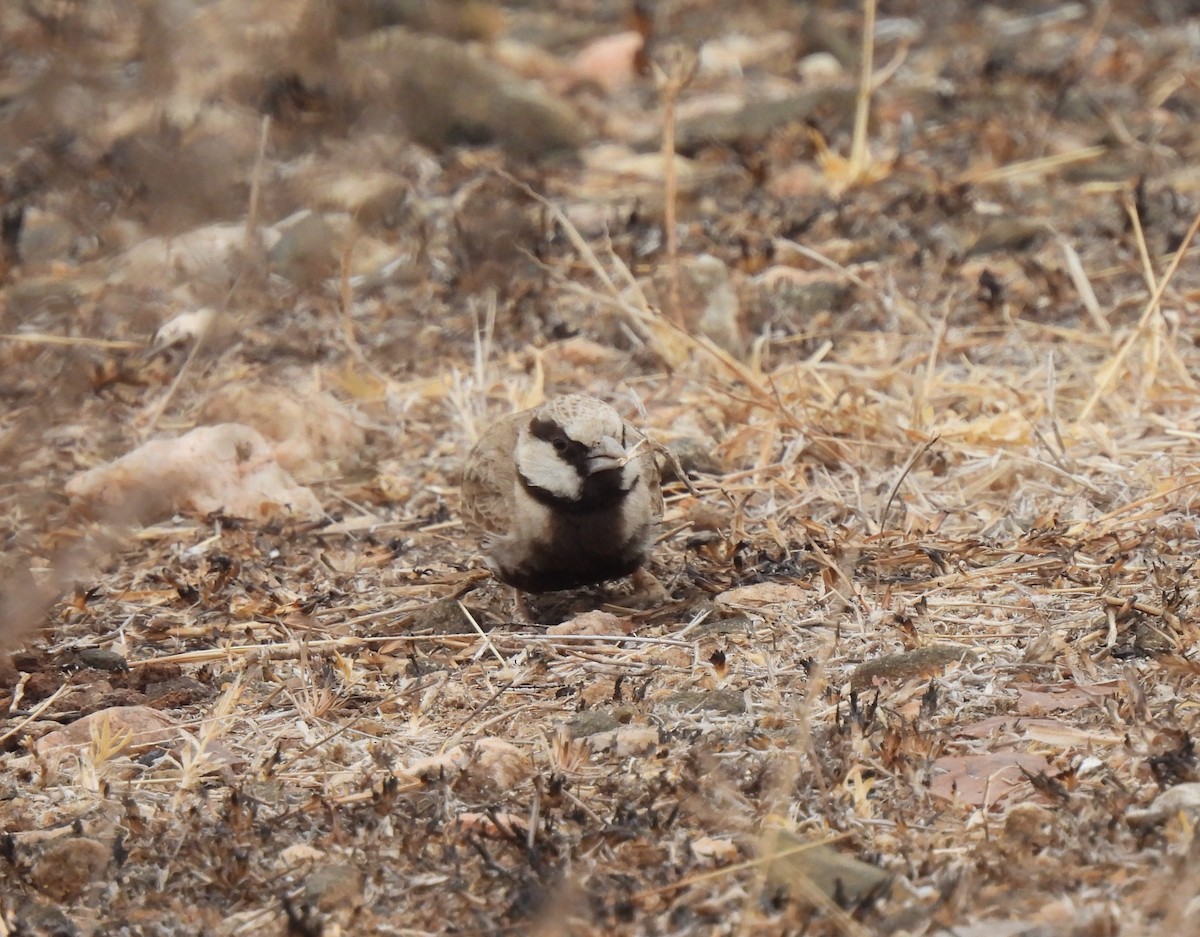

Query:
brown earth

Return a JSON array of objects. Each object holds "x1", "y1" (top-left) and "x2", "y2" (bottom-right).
[{"x1": 3, "y1": 1, "x2": 1200, "y2": 934}]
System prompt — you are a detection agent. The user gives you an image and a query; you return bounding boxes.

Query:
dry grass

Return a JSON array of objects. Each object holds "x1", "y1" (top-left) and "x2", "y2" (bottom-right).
[{"x1": 4, "y1": 1, "x2": 1200, "y2": 935}]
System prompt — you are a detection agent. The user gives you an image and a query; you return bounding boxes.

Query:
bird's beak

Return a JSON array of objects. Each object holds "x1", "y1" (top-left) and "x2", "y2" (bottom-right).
[{"x1": 586, "y1": 435, "x2": 627, "y2": 474}]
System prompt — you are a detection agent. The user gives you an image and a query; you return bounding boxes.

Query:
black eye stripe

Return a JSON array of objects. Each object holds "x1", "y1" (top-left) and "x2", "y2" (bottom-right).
[{"x1": 529, "y1": 415, "x2": 588, "y2": 474}]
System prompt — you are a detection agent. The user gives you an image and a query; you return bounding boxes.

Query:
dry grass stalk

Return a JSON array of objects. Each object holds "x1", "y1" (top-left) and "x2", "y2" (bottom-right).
[
  {"x1": 1121, "y1": 191, "x2": 1196, "y2": 394},
  {"x1": 243, "y1": 114, "x2": 271, "y2": 250},
  {"x1": 878, "y1": 434, "x2": 940, "y2": 531},
  {"x1": 847, "y1": 0, "x2": 877, "y2": 181},
  {"x1": 652, "y1": 46, "x2": 698, "y2": 327},
  {"x1": 79, "y1": 713, "x2": 134, "y2": 791},
  {"x1": 1058, "y1": 238, "x2": 1107, "y2": 335},
  {"x1": 174, "y1": 677, "x2": 243, "y2": 792},
  {"x1": 773, "y1": 238, "x2": 922, "y2": 328},
  {"x1": 510, "y1": 171, "x2": 782, "y2": 400},
  {"x1": 1124, "y1": 190, "x2": 1157, "y2": 296},
  {"x1": 1079, "y1": 206, "x2": 1200, "y2": 420},
  {"x1": 0, "y1": 334, "x2": 143, "y2": 350},
  {"x1": 957, "y1": 145, "x2": 1106, "y2": 185}
]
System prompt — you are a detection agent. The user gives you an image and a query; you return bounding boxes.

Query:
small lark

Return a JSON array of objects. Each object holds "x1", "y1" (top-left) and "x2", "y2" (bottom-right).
[{"x1": 462, "y1": 394, "x2": 663, "y2": 593}]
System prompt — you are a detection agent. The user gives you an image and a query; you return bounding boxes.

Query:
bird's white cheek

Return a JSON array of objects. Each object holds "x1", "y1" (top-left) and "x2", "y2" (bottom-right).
[{"x1": 516, "y1": 439, "x2": 581, "y2": 500}]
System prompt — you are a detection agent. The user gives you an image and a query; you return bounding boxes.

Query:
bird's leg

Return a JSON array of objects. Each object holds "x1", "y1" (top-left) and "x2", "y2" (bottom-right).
[
  {"x1": 511, "y1": 587, "x2": 534, "y2": 625},
  {"x1": 627, "y1": 567, "x2": 668, "y2": 608}
]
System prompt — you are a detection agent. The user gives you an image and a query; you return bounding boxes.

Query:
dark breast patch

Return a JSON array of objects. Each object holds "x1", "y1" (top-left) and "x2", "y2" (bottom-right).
[{"x1": 509, "y1": 471, "x2": 649, "y2": 592}]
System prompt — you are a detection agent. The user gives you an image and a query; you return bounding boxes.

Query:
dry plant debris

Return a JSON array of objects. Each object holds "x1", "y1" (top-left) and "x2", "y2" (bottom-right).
[{"x1": 3, "y1": 1, "x2": 1200, "y2": 934}]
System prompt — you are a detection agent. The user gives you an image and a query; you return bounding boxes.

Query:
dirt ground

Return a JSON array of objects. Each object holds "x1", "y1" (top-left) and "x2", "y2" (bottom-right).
[{"x1": 4, "y1": 1, "x2": 1200, "y2": 934}]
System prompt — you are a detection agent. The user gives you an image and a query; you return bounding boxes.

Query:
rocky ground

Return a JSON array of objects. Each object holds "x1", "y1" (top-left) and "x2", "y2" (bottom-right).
[{"x1": 4, "y1": 1, "x2": 1200, "y2": 934}]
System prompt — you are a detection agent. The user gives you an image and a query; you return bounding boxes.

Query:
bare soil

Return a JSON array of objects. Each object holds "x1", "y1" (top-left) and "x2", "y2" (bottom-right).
[{"x1": 4, "y1": 2, "x2": 1200, "y2": 935}]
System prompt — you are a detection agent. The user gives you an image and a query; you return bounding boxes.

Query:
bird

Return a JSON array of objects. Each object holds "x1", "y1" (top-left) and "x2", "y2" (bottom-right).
[{"x1": 461, "y1": 394, "x2": 663, "y2": 594}]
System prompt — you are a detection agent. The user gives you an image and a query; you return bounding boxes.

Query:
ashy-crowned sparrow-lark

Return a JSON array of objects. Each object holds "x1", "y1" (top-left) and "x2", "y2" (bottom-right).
[{"x1": 462, "y1": 394, "x2": 663, "y2": 593}]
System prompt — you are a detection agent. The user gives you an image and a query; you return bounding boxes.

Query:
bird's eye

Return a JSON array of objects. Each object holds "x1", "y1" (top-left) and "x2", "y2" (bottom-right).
[{"x1": 552, "y1": 437, "x2": 569, "y2": 453}]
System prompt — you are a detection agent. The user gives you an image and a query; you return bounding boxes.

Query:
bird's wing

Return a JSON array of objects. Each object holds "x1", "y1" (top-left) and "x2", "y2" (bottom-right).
[
  {"x1": 461, "y1": 410, "x2": 527, "y2": 536},
  {"x1": 628, "y1": 421, "x2": 665, "y2": 521}
]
